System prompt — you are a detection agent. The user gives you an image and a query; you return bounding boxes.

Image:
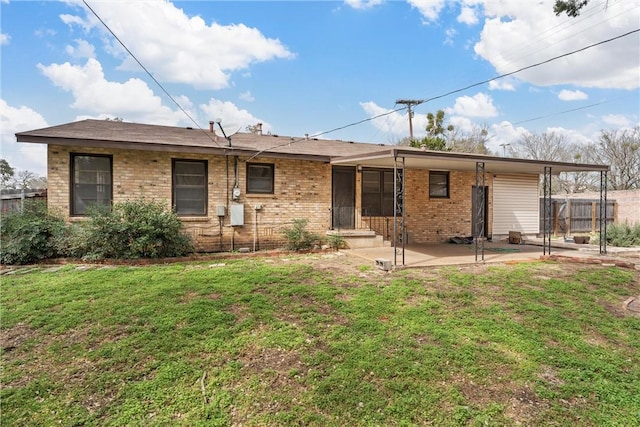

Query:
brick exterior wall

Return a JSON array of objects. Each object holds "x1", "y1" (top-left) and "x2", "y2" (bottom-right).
[
  {"x1": 48, "y1": 144, "x2": 494, "y2": 250},
  {"x1": 48, "y1": 145, "x2": 331, "y2": 251},
  {"x1": 404, "y1": 170, "x2": 493, "y2": 243}
]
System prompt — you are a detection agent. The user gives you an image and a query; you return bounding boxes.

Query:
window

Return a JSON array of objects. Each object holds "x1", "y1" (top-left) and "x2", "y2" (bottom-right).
[
  {"x1": 71, "y1": 154, "x2": 112, "y2": 215},
  {"x1": 429, "y1": 171, "x2": 449, "y2": 198},
  {"x1": 172, "y1": 159, "x2": 207, "y2": 215},
  {"x1": 361, "y1": 168, "x2": 397, "y2": 216},
  {"x1": 247, "y1": 163, "x2": 274, "y2": 194}
]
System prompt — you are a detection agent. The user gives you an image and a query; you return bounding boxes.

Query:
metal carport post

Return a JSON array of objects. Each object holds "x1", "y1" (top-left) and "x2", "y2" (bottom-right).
[
  {"x1": 475, "y1": 162, "x2": 485, "y2": 262},
  {"x1": 393, "y1": 156, "x2": 405, "y2": 267},
  {"x1": 599, "y1": 170, "x2": 608, "y2": 255},
  {"x1": 542, "y1": 166, "x2": 553, "y2": 255}
]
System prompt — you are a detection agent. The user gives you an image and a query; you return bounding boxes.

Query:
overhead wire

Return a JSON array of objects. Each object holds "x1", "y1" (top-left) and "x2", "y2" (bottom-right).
[
  {"x1": 247, "y1": 27, "x2": 638, "y2": 160},
  {"x1": 81, "y1": 0, "x2": 222, "y2": 147},
  {"x1": 488, "y1": 0, "x2": 628, "y2": 72},
  {"x1": 508, "y1": 101, "x2": 609, "y2": 127},
  {"x1": 82, "y1": 0, "x2": 637, "y2": 158}
]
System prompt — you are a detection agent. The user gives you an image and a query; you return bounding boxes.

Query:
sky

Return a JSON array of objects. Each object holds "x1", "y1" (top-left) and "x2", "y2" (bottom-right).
[{"x1": 1, "y1": 0, "x2": 639, "y2": 177}]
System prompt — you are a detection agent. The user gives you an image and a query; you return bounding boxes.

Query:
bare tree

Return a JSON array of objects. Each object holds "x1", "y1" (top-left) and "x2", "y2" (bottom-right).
[
  {"x1": 13, "y1": 170, "x2": 38, "y2": 190},
  {"x1": 511, "y1": 131, "x2": 572, "y2": 161},
  {"x1": 592, "y1": 127, "x2": 640, "y2": 190},
  {"x1": 511, "y1": 131, "x2": 599, "y2": 194},
  {"x1": 554, "y1": 151, "x2": 599, "y2": 194},
  {"x1": 448, "y1": 124, "x2": 491, "y2": 155}
]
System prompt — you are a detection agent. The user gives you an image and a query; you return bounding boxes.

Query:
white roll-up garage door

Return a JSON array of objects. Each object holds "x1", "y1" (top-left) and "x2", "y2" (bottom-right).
[{"x1": 492, "y1": 174, "x2": 539, "y2": 235}]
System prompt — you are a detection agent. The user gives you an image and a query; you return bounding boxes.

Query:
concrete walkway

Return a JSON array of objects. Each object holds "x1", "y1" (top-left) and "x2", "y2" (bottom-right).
[{"x1": 343, "y1": 241, "x2": 589, "y2": 268}]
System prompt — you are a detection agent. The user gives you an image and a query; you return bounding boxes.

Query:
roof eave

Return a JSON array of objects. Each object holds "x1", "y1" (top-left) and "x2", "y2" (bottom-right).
[{"x1": 17, "y1": 134, "x2": 332, "y2": 162}]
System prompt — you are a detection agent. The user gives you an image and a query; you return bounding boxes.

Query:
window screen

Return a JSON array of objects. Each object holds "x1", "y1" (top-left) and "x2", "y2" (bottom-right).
[
  {"x1": 247, "y1": 163, "x2": 274, "y2": 194},
  {"x1": 173, "y1": 159, "x2": 207, "y2": 215},
  {"x1": 71, "y1": 154, "x2": 112, "y2": 215},
  {"x1": 429, "y1": 171, "x2": 449, "y2": 198},
  {"x1": 361, "y1": 168, "x2": 398, "y2": 216}
]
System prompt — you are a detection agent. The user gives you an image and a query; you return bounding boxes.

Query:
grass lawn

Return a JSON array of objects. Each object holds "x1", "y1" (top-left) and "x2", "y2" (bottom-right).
[{"x1": 1, "y1": 254, "x2": 639, "y2": 426}]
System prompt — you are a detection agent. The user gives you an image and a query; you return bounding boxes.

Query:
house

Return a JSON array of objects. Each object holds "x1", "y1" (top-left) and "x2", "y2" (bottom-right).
[{"x1": 16, "y1": 119, "x2": 611, "y2": 260}]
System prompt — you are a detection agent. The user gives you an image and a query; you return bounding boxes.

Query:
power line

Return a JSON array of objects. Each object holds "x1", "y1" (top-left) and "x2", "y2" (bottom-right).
[
  {"x1": 81, "y1": 0, "x2": 222, "y2": 147},
  {"x1": 322, "y1": 27, "x2": 639, "y2": 137},
  {"x1": 416, "y1": 28, "x2": 639, "y2": 107},
  {"x1": 82, "y1": 0, "x2": 637, "y2": 157},
  {"x1": 510, "y1": 101, "x2": 609, "y2": 126},
  {"x1": 249, "y1": 28, "x2": 638, "y2": 159}
]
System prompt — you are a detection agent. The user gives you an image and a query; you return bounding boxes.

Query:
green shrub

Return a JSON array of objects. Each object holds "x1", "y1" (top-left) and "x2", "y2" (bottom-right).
[
  {"x1": 326, "y1": 233, "x2": 347, "y2": 249},
  {"x1": 281, "y1": 219, "x2": 320, "y2": 251},
  {"x1": 0, "y1": 200, "x2": 67, "y2": 265},
  {"x1": 605, "y1": 222, "x2": 640, "y2": 247},
  {"x1": 81, "y1": 199, "x2": 193, "y2": 259}
]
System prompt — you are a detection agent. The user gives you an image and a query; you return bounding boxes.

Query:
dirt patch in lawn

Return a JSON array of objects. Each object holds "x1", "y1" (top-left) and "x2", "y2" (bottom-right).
[{"x1": 0, "y1": 322, "x2": 37, "y2": 353}]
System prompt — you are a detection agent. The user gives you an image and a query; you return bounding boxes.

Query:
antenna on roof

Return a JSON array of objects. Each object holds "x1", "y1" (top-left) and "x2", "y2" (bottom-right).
[{"x1": 215, "y1": 119, "x2": 241, "y2": 147}]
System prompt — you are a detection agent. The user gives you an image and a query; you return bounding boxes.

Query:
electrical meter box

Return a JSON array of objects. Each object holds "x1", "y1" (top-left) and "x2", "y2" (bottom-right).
[{"x1": 230, "y1": 203, "x2": 244, "y2": 226}]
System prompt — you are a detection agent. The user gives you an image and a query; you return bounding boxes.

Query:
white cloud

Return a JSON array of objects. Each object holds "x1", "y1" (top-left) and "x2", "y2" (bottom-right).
[
  {"x1": 344, "y1": 0, "x2": 383, "y2": 10},
  {"x1": 34, "y1": 28, "x2": 56, "y2": 38},
  {"x1": 0, "y1": 33, "x2": 10, "y2": 45},
  {"x1": 488, "y1": 78, "x2": 516, "y2": 91},
  {"x1": 65, "y1": 39, "x2": 95, "y2": 59},
  {"x1": 200, "y1": 99, "x2": 269, "y2": 135},
  {"x1": 448, "y1": 115, "x2": 476, "y2": 133},
  {"x1": 0, "y1": 99, "x2": 48, "y2": 177},
  {"x1": 444, "y1": 27, "x2": 457, "y2": 46},
  {"x1": 558, "y1": 89, "x2": 588, "y2": 101},
  {"x1": 546, "y1": 126, "x2": 593, "y2": 145},
  {"x1": 63, "y1": 1, "x2": 294, "y2": 90},
  {"x1": 239, "y1": 91, "x2": 255, "y2": 102},
  {"x1": 474, "y1": 0, "x2": 640, "y2": 89},
  {"x1": 59, "y1": 13, "x2": 93, "y2": 32},
  {"x1": 407, "y1": 0, "x2": 446, "y2": 23},
  {"x1": 601, "y1": 114, "x2": 631, "y2": 128},
  {"x1": 360, "y1": 101, "x2": 426, "y2": 138},
  {"x1": 447, "y1": 92, "x2": 498, "y2": 118},
  {"x1": 458, "y1": 5, "x2": 479, "y2": 25},
  {"x1": 489, "y1": 121, "x2": 530, "y2": 154},
  {"x1": 37, "y1": 58, "x2": 191, "y2": 126}
]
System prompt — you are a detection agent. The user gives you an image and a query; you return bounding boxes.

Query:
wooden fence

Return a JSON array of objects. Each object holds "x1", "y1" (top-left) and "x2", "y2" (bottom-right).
[
  {"x1": 539, "y1": 198, "x2": 617, "y2": 235},
  {"x1": 0, "y1": 189, "x2": 47, "y2": 214}
]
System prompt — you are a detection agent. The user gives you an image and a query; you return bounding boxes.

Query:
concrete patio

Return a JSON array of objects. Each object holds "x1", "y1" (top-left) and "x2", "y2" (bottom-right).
[{"x1": 343, "y1": 240, "x2": 591, "y2": 268}]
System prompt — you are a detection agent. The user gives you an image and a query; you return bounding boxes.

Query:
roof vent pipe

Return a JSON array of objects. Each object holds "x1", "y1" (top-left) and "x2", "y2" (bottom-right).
[
  {"x1": 257, "y1": 122, "x2": 263, "y2": 135},
  {"x1": 209, "y1": 121, "x2": 215, "y2": 133}
]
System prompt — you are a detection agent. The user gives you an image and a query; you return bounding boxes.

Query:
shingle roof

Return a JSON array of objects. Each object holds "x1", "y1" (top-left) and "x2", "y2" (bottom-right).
[
  {"x1": 16, "y1": 119, "x2": 389, "y2": 161},
  {"x1": 16, "y1": 119, "x2": 609, "y2": 173}
]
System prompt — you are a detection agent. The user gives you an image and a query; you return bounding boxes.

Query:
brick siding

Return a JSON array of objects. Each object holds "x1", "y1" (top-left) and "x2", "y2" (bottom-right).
[
  {"x1": 49, "y1": 145, "x2": 330, "y2": 251},
  {"x1": 49, "y1": 145, "x2": 495, "y2": 250}
]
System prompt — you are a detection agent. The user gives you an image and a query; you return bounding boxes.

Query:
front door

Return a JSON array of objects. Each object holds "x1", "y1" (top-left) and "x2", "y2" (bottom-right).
[
  {"x1": 332, "y1": 166, "x2": 356, "y2": 229},
  {"x1": 472, "y1": 186, "x2": 489, "y2": 238}
]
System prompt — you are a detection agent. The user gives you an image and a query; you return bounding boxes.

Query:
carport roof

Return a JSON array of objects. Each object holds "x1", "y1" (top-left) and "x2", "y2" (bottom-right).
[{"x1": 330, "y1": 147, "x2": 610, "y2": 175}]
